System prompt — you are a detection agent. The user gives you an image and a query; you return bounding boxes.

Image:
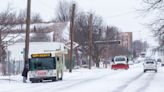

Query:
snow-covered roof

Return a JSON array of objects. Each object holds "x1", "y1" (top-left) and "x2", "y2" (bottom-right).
[
  {"x1": 7, "y1": 42, "x2": 65, "y2": 61},
  {"x1": 4, "y1": 22, "x2": 70, "y2": 43},
  {"x1": 12, "y1": 22, "x2": 54, "y2": 31}
]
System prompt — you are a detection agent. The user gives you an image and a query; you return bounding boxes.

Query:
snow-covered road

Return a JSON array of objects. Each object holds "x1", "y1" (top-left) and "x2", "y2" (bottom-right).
[{"x1": 0, "y1": 63, "x2": 164, "y2": 92}]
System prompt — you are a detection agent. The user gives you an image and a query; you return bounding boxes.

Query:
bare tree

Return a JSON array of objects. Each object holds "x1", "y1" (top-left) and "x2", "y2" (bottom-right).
[
  {"x1": 100, "y1": 26, "x2": 120, "y2": 58},
  {"x1": 105, "y1": 26, "x2": 119, "y2": 40},
  {"x1": 55, "y1": 0, "x2": 71, "y2": 22},
  {"x1": 17, "y1": 9, "x2": 26, "y2": 24},
  {"x1": 74, "y1": 12, "x2": 88, "y2": 47},
  {"x1": 74, "y1": 12, "x2": 124, "y2": 67},
  {"x1": 17, "y1": 9, "x2": 42, "y2": 24},
  {"x1": 143, "y1": 0, "x2": 164, "y2": 11},
  {"x1": 17, "y1": 10, "x2": 44, "y2": 42},
  {"x1": 74, "y1": 11, "x2": 104, "y2": 67},
  {"x1": 55, "y1": 0, "x2": 78, "y2": 22},
  {"x1": 142, "y1": 0, "x2": 164, "y2": 48},
  {"x1": 0, "y1": 6, "x2": 17, "y2": 75},
  {"x1": 132, "y1": 40, "x2": 148, "y2": 57},
  {"x1": 31, "y1": 13, "x2": 42, "y2": 23}
]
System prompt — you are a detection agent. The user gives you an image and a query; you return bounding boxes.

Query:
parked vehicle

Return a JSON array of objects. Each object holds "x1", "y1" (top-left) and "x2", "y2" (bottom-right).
[
  {"x1": 157, "y1": 58, "x2": 164, "y2": 66},
  {"x1": 143, "y1": 59, "x2": 157, "y2": 73},
  {"x1": 140, "y1": 52, "x2": 146, "y2": 58},
  {"x1": 157, "y1": 58, "x2": 162, "y2": 66},
  {"x1": 111, "y1": 56, "x2": 129, "y2": 70},
  {"x1": 157, "y1": 59, "x2": 162, "y2": 62},
  {"x1": 128, "y1": 60, "x2": 134, "y2": 65}
]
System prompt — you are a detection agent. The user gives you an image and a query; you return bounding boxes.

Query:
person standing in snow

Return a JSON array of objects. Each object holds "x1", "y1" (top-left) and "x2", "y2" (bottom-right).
[{"x1": 22, "y1": 63, "x2": 29, "y2": 83}]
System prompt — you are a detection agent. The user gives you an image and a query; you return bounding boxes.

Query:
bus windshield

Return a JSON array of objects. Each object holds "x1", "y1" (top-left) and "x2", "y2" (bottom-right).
[{"x1": 29, "y1": 57, "x2": 55, "y2": 71}]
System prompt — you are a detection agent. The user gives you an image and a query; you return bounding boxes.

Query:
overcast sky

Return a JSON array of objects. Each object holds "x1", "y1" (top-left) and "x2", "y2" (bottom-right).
[{"x1": 0, "y1": 0, "x2": 158, "y2": 46}]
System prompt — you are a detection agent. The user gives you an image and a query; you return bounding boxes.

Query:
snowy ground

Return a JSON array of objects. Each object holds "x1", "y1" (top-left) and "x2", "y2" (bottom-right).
[{"x1": 0, "y1": 63, "x2": 164, "y2": 92}]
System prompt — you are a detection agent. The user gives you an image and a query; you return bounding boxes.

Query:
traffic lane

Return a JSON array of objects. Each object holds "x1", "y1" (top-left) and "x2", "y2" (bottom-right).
[
  {"x1": 2, "y1": 69, "x2": 122, "y2": 92},
  {"x1": 39, "y1": 70, "x2": 123, "y2": 92},
  {"x1": 53, "y1": 65, "x2": 144, "y2": 92},
  {"x1": 112, "y1": 72, "x2": 144, "y2": 92},
  {"x1": 122, "y1": 73, "x2": 156, "y2": 92},
  {"x1": 24, "y1": 65, "x2": 141, "y2": 92},
  {"x1": 122, "y1": 65, "x2": 163, "y2": 92},
  {"x1": 0, "y1": 64, "x2": 143, "y2": 92},
  {"x1": 144, "y1": 67, "x2": 164, "y2": 92},
  {"x1": 47, "y1": 63, "x2": 144, "y2": 92}
]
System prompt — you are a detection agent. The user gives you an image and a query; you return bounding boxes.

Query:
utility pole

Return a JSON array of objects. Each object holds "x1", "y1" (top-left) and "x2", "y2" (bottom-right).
[
  {"x1": 69, "y1": 3, "x2": 75, "y2": 73},
  {"x1": 88, "y1": 14, "x2": 93, "y2": 69},
  {"x1": 24, "y1": 0, "x2": 31, "y2": 66}
]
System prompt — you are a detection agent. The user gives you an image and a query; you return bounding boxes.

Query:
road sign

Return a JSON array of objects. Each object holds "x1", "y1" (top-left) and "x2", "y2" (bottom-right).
[
  {"x1": 64, "y1": 41, "x2": 79, "y2": 49},
  {"x1": 94, "y1": 40, "x2": 121, "y2": 44}
]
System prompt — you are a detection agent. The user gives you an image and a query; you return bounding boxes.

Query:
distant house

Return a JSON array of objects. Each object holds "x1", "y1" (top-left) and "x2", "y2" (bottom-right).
[{"x1": 4, "y1": 22, "x2": 70, "y2": 44}]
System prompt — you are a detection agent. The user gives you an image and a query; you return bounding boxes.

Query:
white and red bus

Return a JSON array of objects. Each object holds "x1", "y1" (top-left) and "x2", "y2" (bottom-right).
[{"x1": 28, "y1": 52, "x2": 65, "y2": 83}]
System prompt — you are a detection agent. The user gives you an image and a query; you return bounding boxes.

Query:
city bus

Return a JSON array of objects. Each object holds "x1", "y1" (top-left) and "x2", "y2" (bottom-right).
[{"x1": 28, "y1": 52, "x2": 65, "y2": 83}]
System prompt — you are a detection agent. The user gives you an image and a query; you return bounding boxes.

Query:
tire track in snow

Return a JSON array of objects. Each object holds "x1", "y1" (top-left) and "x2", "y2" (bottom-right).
[
  {"x1": 25, "y1": 67, "x2": 138, "y2": 92},
  {"x1": 41, "y1": 71, "x2": 122, "y2": 92},
  {"x1": 134, "y1": 73, "x2": 156, "y2": 92},
  {"x1": 2, "y1": 76, "x2": 74, "y2": 92},
  {"x1": 2, "y1": 70, "x2": 120, "y2": 92},
  {"x1": 47, "y1": 68, "x2": 140, "y2": 92},
  {"x1": 3, "y1": 66, "x2": 139, "y2": 92},
  {"x1": 58, "y1": 73, "x2": 114, "y2": 89},
  {"x1": 2, "y1": 83, "x2": 47, "y2": 92},
  {"x1": 39, "y1": 70, "x2": 129, "y2": 92},
  {"x1": 112, "y1": 72, "x2": 144, "y2": 92}
]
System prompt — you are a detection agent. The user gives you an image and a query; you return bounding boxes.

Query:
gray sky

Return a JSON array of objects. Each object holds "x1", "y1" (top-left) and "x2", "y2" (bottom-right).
[{"x1": 0, "y1": 0, "x2": 158, "y2": 46}]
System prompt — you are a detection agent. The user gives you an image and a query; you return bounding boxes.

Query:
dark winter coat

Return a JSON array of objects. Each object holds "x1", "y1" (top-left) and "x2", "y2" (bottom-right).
[{"x1": 22, "y1": 67, "x2": 29, "y2": 77}]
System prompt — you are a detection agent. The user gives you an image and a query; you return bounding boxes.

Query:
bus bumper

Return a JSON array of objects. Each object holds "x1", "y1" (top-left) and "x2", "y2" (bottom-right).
[{"x1": 30, "y1": 77, "x2": 56, "y2": 83}]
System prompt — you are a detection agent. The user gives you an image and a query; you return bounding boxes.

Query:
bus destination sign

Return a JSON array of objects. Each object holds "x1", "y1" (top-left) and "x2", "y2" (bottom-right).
[{"x1": 31, "y1": 53, "x2": 51, "y2": 58}]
